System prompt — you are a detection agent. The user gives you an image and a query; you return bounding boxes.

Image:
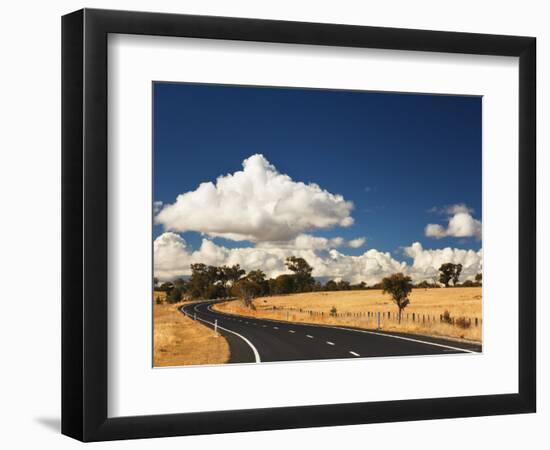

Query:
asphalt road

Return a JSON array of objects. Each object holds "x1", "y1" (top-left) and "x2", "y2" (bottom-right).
[{"x1": 180, "y1": 301, "x2": 482, "y2": 364}]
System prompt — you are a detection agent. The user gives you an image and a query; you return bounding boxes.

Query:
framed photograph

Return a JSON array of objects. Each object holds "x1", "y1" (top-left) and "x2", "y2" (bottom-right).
[{"x1": 62, "y1": 8, "x2": 536, "y2": 441}]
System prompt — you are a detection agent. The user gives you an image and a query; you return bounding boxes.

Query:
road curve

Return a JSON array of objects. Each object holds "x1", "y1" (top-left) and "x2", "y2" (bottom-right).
[{"x1": 180, "y1": 301, "x2": 482, "y2": 364}]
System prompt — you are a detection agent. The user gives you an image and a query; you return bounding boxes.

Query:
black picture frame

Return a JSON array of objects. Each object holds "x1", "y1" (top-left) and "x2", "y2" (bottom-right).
[{"x1": 62, "y1": 8, "x2": 536, "y2": 442}]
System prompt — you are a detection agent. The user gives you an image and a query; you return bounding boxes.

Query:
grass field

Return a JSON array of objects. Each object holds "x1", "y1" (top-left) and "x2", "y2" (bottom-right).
[
  {"x1": 214, "y1": 287, "x2": 482, "y2": 342},
  {"x1": 153, "y1": 298, "x2": 230, "y2": 367}
]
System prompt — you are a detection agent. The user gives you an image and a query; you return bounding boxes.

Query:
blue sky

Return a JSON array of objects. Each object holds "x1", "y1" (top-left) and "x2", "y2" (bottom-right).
[{"x1": 153, "y1": 82, "x2": 481, "y2": 264}]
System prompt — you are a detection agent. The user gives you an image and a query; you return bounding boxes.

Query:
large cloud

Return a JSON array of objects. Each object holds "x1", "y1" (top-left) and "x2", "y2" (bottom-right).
[
  {"x1": 155, "y1": 232, "x2": 298, "y2": 281},
  {"x1": 154, "y1": 233, "x2": 482, "y2": 285},
  {"x1": 425, "y1": 204, "x2": 482, "y2": 239},
  {"x1": 154, "y1": 232, "x2": 404, "y2": 284},
  {"x1": 155, "y1": 154, "x2": 354, "y2": 242}
]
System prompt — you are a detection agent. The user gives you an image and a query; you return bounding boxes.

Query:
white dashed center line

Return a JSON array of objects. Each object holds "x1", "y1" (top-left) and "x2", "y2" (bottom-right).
[
  {"x1": 306, "y1": 335, "x2": 314, "y2": 339},
  {"x1": 273, "y1": 326, "x2": 279, "y2": 330},
  {"x1": 326, "y1": 341, "x2": 335, "y2": 346},
  {"x1": 349, "y1": 351, "x2": 360, "y2": 357},
  {"x1": 289, "y1": 330, "x2": 296, "y2": 334}
]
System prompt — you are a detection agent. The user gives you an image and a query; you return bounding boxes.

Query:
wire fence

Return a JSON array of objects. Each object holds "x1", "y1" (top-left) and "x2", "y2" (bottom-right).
[{"x1": 268, "y1": 305, "x2": 482, "y2": 328}]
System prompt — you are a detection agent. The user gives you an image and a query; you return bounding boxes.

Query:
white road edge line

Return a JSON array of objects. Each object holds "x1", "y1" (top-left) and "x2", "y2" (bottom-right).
[
  {"x1": 204, "y1": 303, "x2": 476, "y2": 354},
  {"x1": 349, "y1": 351, "x2": 360, "y2": 357},
  {"x1": 336, "y1": 326, "x2": 476, "y2": 354},
  {"x1": 338, "y1": 327, "x2": 478, "y2": 353},
  {"x1": 183, "y1": 305, "x2": 261, "y2": 363},
  {"x1": 326, "y1": 341, "x2": 335, "y2": 346}
]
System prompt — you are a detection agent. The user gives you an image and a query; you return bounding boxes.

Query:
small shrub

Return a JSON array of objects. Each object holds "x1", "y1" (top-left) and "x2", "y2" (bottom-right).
[
  {"x1": 167, "y1": 287, "x2": 183, "y2": 304},
  {"x1": 455, "y1": 316, "x2": 471, "y2": 329},
  {"x1": 330, "y1": 306, "x2": 337, "y2": 317},
  {"x1": 442, "y1": 310, "x2": 452, "y2": 324},
  {"x1": 241, "y1": 297, "x2": 257, "y2": 309},
  {"x1": 155, "y1": 297, "x2": 163, "y2": 305}
]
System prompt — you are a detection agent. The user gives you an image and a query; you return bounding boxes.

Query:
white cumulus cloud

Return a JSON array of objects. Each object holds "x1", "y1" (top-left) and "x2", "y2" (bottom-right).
[
  {"x1": 258, "y1": 234, "x2": 345, "y2": 251},
  {"x1": 153, "y1": 232, "x2": 405, "y2": 284},
  {"x1": 348, "y1": 237, "x2": 366, "y2": 248},
  {"x1": 154, "y1": 233, "x2": 481, "y2": 285},
  {"x1": 404, "y1": 242, "x2": 482, "y2": 282},
  {"x1": 425, "y1": 203, "x2": 481, "y2": 239},
  {"x1": 257, "y1": 234, "x2": 367, "y2": 251},
  {"x1": 155, "y1": 154, "x2": 354, "y2": 242}
]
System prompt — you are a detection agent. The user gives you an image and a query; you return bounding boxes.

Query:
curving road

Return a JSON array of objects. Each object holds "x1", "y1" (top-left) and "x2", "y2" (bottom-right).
[{"x1": 180, "y1": 301, "x2": 482, "y2": 364}]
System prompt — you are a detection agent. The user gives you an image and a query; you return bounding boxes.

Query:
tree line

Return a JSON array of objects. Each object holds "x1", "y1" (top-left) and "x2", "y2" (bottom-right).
[
  {"x1": 155, "y1": 256, "x2": 317, "y2": 305},
  {"x1": 154, "y1": 258, "x2": 481, "y2": 305}
]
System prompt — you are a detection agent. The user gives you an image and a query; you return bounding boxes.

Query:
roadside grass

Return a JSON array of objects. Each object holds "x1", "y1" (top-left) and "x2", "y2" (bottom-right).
[
  {"x1": 153, "y1": 298, "x2": 230, "y2": 367},
  {"x1": 213, "y1": 288, "x2": 482, "y2": 342}
]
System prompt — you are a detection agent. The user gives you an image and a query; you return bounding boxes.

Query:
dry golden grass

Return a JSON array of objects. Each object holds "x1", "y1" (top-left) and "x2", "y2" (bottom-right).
[
  {"x1": 153, "y1": 299, "x2": 230, "y2": 367},
  {"x1": 214, "y1": 288, "x2": 482, "y2": 342}
]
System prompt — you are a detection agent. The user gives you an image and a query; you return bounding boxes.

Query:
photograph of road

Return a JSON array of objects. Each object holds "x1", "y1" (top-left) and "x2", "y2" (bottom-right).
[
  {"x1": 152, "y1": 82, "x2": 482, "y2": 367},
  {"x1": 179, "y1": 301, "x2": 481, "y2": 364}
]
